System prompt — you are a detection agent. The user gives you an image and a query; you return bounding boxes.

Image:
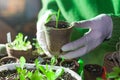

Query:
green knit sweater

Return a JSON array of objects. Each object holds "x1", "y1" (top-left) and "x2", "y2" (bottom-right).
[{"x1": 38, "y1": 0, "x2": 120, "y2": 65}]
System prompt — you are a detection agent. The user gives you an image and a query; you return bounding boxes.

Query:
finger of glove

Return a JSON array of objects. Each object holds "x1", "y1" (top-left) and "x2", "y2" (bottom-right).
[
  {"x1": 60, "y1": 38, "x2": 103, "y2": 59},
  {"x1": 37, "y1": 10, "x2": 53, "y2": 30},
  {"x1": 60, "y1": 31, "x2": 103, "y2": 59},
  {"x1": 60, "y1": 46, "x2": 87, "y2": 59},
  {"x1": 86, "y1": 33, "x2": 104, "y2": 52},
  {"x1": 61, "y1": 32, "x2": 92, "y2": 52},
  {"x1": 36, "y1": 10, "x2": 53, "y2": 44},
  {"x1": 71, "y1": 20, "x2": 92, "y2": 28}
]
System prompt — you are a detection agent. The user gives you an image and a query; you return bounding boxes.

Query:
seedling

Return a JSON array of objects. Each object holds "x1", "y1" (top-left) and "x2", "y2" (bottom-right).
[
  {"x1": 32, "y1": 38, "x2": 44, "y2": 54},
  {"x1": 46, "y1": 9, "x2": 61, "y2": 28},
  {"x1": 16, "y1": 56, "x2": 29, "y2": 80},
  {"x1": 8, "y1": 33, "x2": 31, "y2": 51},
  {"x1": 55, "y1": 9, "x2": 60, "y2": 28},
  {"x1": 16, "y1": 56, "x2": 64, "y2": 80},
  {"x1": 50, "y1": 56, "x2": 57, "y2": 65},
  {"x1": 107, "y1": 67, "x2": 120, "y2": 80}
]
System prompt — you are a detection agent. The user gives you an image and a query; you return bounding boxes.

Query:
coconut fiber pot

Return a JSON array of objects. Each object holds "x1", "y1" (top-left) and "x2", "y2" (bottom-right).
[
  {"x1": 104, "y1": 52, "x2": 120, "y2": 73},
  {"x1": 44, "y1": 21, "x2": 73, "y2": 55},
  {"x1": 0, "y1": 56, "x2": 19, "y2": 65},
  {"x1": 83, "y1": 64, "x2": 104, "y2": 80},
  {"x1": 6, "y1": 44, "x2": 32, "y2": 60}
]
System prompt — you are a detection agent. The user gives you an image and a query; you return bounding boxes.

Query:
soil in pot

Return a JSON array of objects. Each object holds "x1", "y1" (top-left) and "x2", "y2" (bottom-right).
[
  {"x1": 104, "y1": 52, "x2": 120, "y2": 73},
  {"x1": 57, "y1": 72, "x2": 77, "y2": 80},
  {"x1": 26, "y1": 55, "x2": 46, "y2": 64},
  {"x1": 40, "y1": 57, "x2": 58, "y2": 65},
  {"x1": 26, "y1": 49, "x2": 47, "y2": 63},
  {"x1": 45, "y1": 21, "x2": 69, "y2": 28},
  {"x1": 59, "y1": 59, "x2": 79, "y2": 72},
  {"x1": 44, "y1": 21, "x2": 73, "y2": 55},
  {"x1": 0, "y1": 56, "x2": 19, "y2": 65},
  {"x1": 0, "y1": 70, "x2": 17, "y2": 80},
  {"x1": 83, "y1": 64, "x2": 104, "y2": 80},
  {"x1": 27, "y1": 56, "x2": 58, "y2": 66}
]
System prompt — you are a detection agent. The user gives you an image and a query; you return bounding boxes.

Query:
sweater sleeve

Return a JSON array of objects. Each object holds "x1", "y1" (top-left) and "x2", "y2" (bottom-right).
[{"x1": 38, "y1": 0, "x2": 58, "y2": 20}]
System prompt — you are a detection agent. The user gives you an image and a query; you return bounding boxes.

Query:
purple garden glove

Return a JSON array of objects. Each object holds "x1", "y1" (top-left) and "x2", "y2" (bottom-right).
[{"x1": 60, "y1": 14, "x2": 113, "y2": 59}]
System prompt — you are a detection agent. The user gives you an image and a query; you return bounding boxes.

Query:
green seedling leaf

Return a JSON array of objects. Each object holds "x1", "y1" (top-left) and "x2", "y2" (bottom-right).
[
  {"x1": 45, "y1": 70, "x2": 56, "y2": 80},
  {"x1": 16, "y1": 67, "x2": 21, "y2": 74},
  {"x1": 39, "y1": 65, "x2": 46, "y2": 74},
  {"x1": 55, "y1": 9, "x2": 60, "y2": 28},
  {"x1": 55, "y1": 68, "x2": 64, "y2": 79},
  {"x1": 30, "y1": 70, "x2": 45, "y2": 80},
  {"x1": 35, "y1": 59, "x2": 40, "y2": 70},
  {"x1": 27, "y1": 71, "x2": 33, "y2": 79},
  {"x1": 50, "y1": 56, "x2": 56, "y2": 65},
  {"x1": 19, "y1": 74, "x2": 26, "y2": 80},
  {"x1": 61, "y1": 57, "x2": 65, "y2": 62},
  {"x1": 20, "y1": 56, "x2": 26, "y2": 69},
  {"x1": 107, "y1": 67, "x2": 120, "y2": 79},
  {"x1": 107, "y1": 72, "x2": 118, "y2": 79},
  {"x1": 23, "y1": 36, "x2": 27, "y2": 42},
  {"x1": 46, "y1": 14, "x2": 54, "y2": 24},
  {"x1": 32, "y1": 38, "x2": 44, "y2": 54},
  {"x1": 9, "y1": 33, "x2": 31, "y2": 50},
  {"x1": 96, "y1": 77, "x2": 103, "y2": 80},
  {"x1": 45, "y1": 9, "x2": 60, "y2": 29}
]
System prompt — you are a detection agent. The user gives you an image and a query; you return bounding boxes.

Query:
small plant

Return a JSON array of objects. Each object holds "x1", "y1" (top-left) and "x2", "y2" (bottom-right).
[
  {"x1": 50, "y1": 56, "x2": 57, "y2": 65},
  {"x1": 97, "y1": 66, "x2": 120, "y2": 80},
  {"x1": 32, "y1": 38, "x2": 44, "y2": 54},
  {"x1": 8, "y1": 33, "x2": 31, "y2": 51},
  {"x1": 46, "y1": 9, "x2": 61, "y2": 28},
  {"x1": 16, "y1": 56, "x2": 64, "y2": 80},
  {"x1": 55, "y1": 9, "x2": 60, "y2": 28},
  {"x1": 107, "y1": 67, "x2": 120, "y2": 80}
]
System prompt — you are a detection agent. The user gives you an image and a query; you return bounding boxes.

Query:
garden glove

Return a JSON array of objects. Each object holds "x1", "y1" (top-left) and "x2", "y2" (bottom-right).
[
  {"x1": 60, "y1": 14, "x2": 113, "y2": 59},
  {"x1": 36, "y1": 10, "x2": 53, "y2": 57}
]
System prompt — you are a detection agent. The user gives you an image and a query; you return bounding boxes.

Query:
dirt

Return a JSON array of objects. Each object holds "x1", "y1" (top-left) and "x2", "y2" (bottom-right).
[
  {"x1": 84, "y1": 64, "x2": 103, "y2": 76},
  {"x1": 60, "y1": 60, "x2": 76, "y2": 70},
  {"x1": 57, "y1": 72, "x2": 77, "y2": 80},
  {"x1": 45, "y1": 21, "x2": 69, "y2": 29},
  {"x1": 0, "y1": 70, "x2": 17, "y2": 80},
  {"x1": 0, "y1": 57, "x2": 18, "y2": 65}
]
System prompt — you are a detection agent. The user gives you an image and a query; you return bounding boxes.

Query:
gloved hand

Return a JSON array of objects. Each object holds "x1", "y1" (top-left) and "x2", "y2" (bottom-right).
[
  {"x1": 60, "y1": 14, "x2": 113, "y2": 59},
  {"x1": 36, "y1": 10, "x2": 53, "y2": 57}
]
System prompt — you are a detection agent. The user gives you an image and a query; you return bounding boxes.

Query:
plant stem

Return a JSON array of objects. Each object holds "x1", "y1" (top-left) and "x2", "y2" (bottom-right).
[{"x1": 56, "y1": 9, "x2": 60, "y2": 28}]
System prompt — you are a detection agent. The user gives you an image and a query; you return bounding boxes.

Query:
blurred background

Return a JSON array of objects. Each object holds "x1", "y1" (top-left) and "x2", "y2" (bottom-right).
[{"x1": 0, "y1": 0, "x2": 42, "y2": 43}]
